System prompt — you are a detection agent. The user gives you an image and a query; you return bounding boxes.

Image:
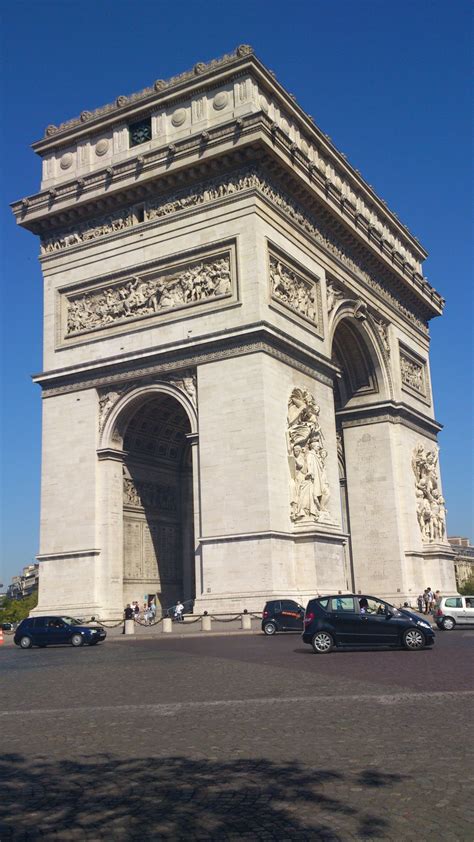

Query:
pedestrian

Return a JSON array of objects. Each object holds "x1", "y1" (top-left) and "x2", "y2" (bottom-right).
[
  {"x1": 174, "y1": 600, "x2": 184, "y2": 622},
  {"x1": 124, "y1": 604, "x2": 134, "y2": 621},
  {"x1": 434, "y1": 590, "x2": 441, "y2": 605},
  {"x1": 149, "y1": 602, "x2": 156, "y2": 621},
  {"x1": 133, "y1": 601, "x2": 140, "y2": 619},
  {"x1": 417, "y1": 594, "x2": 424, "y2": 613},
  {"x1": 426, "y1": 587, "x2": 434, "y2": 614},
  {"x1": 423, "y1": 589, "x2": 429, "y2": 614}
]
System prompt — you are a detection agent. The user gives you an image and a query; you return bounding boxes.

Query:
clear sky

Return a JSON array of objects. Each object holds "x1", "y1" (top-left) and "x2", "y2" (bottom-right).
[{"x1": 0, "y1": 0, "x2": 473, "y2": 587}]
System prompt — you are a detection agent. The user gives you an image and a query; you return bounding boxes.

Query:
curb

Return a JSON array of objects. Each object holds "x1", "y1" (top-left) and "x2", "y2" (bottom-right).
[{"x1": 107, "y1": 629, "x2": 263, "y2": 642}]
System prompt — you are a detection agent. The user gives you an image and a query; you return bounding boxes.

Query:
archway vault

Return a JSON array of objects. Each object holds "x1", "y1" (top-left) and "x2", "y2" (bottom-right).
[
  {"x1": 99, "y1": 381, "x2": 198, "y2": 452},
  {"x1": 329, "y1": 306, "x2": 392, "y2": 409}
]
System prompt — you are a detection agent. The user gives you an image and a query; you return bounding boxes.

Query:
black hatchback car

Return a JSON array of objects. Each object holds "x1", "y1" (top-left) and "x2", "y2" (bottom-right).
[
  {"x1": 14, "y1": 616, "x2": 107, "y2": 649},
  {"x1": 302, "y1": 594, "x2": 435, "y2": 653},
  {"x1": 262, "y1": 599, "x2": 305, "y2": 635}
]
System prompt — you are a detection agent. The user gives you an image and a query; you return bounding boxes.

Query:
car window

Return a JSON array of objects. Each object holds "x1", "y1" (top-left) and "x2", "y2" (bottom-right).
[
  {"x1": 33, "y1": 617, "x2": 47, "y2": 628},
  {"x1": 272, "y1": 602, "x2": 281, "y2": 613},
  {"x1": 281, "y1": 600, "x2": 299, "y2": 611},
  {"x1": 331, "y1": 597, "x2": 356, "y2": 613},
  {"x1": 48, "y1": 618, "x2": 65, "y2": 628},
  {"x1": 445, "y1": 598, "x2": 462, "y2": 608},
  {"x1": 318, "y1": 598, "x2": 329, "y2": 610},
  {"x1": 463, "y1": 598, "x2": 474, "y2": 609},
  {"x1": 359, "y1": 597, "x2": 386, "y2": 616}
]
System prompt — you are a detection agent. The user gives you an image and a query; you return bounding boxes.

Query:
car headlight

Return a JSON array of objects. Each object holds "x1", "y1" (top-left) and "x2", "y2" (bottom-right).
[{"x1": 417, "y1": 620, "x2": 431, "y2": 629}]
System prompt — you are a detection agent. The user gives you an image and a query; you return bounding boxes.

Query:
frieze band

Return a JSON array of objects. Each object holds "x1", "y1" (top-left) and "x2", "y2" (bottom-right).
[
  {"x1": 43, "y1": 165, "x2": 427, "y2": 332},
  {"x1": 65, "y1": 253, "x2": 232, "y2": 338}
]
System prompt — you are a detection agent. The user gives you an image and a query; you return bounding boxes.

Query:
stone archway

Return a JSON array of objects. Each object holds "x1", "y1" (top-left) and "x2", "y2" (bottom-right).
[
  {"x1": 98, "y1": 383, "x2": 199, "y2": 617},
  {"x1": 330, "y1": 315, "x2": 391, "y2": 593},
  {"x1": 121, "y1": 394, "x2": 194, "y2": 614}
]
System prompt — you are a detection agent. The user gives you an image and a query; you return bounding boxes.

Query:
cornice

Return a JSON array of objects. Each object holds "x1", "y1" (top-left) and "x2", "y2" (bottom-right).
[
  {"x1": 14, "y1": 48, "x2": 429, "y2": 274},
  {"x1": 337, "y1": 400, "x2": 442, "y2": 438},
  {"x1": 32, "y1": 322, "x2": 339, "y2": 396},
  {"x1": 13, "y1": 152, "x2": 442, "y2": 323}
]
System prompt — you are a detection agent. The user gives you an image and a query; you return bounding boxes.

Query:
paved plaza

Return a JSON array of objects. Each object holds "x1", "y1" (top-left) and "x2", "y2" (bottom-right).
[{"x1": 1, "y1": 630, "x2": 473, "y2": 840}]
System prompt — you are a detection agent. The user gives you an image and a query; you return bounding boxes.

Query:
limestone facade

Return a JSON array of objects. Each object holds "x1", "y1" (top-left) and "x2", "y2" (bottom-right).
[{"x1": 12, "y1": 46, "x2": 456, "y2": 617}]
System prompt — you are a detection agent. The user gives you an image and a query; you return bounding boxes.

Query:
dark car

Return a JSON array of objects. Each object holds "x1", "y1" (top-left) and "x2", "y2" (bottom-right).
[
  {"x1": 2, "y1": 622, "x2": 14, "y2": 631},
  {"x1": 262, "y1": 599, "x2": 305, "y2": 635},
  {"x1": 302, "y1": 594, "x2": 435, "y2": 653},
  {"x1": 14, "y1": 616, "x2": 107, "y2": 649}
]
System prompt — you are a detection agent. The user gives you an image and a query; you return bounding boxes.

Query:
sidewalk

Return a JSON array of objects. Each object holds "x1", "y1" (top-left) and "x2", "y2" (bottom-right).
[{"x1": 105, "y1": 615, "x2": 262, "y2": 641}]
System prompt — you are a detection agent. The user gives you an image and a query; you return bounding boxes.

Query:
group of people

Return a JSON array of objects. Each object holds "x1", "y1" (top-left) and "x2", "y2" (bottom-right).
[
  {"x1": 124, "y1": 601, "x2": 157, "y2": 624},
  {"x1": 417, "y1": 588, "x2": 441, "y2": 614}
]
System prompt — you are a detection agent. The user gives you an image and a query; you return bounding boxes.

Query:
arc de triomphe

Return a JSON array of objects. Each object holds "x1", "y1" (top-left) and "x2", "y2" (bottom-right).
[{"x1": 12, "y1": 46, "x2": 456, "y2": 616}]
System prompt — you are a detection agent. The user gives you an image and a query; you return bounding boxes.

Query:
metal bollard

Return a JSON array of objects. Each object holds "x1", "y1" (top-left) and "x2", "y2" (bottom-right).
[
  {"x1": 201, "y1": 614, "x2": 212, "y2": 631},
  {"x1": 124, "y1": 619, "x2": 135, "y2": 635},
  {"x1": 241, "y1": 613, "x2": 251, "y2": 630},
  {"x1": 162, "y1": 617, "x2": 172, "y2": 633}
]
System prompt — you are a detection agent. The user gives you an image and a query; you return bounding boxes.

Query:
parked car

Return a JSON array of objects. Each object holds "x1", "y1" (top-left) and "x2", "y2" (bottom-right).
[
  {"x1": 14, "y1": 616, "x2": 107, "y2": 649},
  {"x1": 261, "y1": 599, "x2": 305, "y2": 635},
  {"x1": 302, "y1": 594, "x2": 435, "y2": 653},
  {"x1": 433, "y1": 595, "x2": 474, "y2": 630},
  {"x1": 1, "y1": 622, "x2": 14, "y2": 631}
]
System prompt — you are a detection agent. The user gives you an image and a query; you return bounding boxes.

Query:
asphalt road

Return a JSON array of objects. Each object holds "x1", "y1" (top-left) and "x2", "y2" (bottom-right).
[{"x1": 1, "y1": 630, "x2": 473, "y2": 840}]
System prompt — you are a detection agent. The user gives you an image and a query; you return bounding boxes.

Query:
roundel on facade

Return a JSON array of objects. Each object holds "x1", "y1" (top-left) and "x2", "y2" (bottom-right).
[
  {"x1": 171, "y1": 108, "x2": 187, "y2": 127},
  {"x1": 95, "y1": 138, "x2": 110, "y2": 157},
  {"x1": 59, "y1": 153, "x2": 73, "y2": 170},
  {"x1": 213, "y1": 91, "x2": 229, "y2": 111}
]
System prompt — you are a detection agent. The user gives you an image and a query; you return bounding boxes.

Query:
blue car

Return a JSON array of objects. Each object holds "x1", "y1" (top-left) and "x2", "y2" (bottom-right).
[{"x1": 14, "y1": 616, "x2": 106, "y2": 649}]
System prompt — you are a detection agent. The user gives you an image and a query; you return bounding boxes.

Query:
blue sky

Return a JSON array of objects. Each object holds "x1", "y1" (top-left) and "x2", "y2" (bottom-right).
[{"x1": 1, "y1": 0, "x2": 473, "y2": 586}]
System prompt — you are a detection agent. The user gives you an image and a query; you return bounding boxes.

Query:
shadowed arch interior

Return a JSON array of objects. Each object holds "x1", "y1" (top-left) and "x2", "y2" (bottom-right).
[
  {"x1": 332, "y1": 320, "x2": 378, "y2": 410},
  {"x1": 122, "y1": 394, "x2": 194, "y2": 614}
]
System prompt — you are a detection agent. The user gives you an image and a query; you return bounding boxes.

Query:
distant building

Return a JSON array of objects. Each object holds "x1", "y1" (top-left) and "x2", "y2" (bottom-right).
[
  {"x1": 7, "y1": 564, "x2": 39, "y2": 599},
  {"x1": 448, "y1": 537, "x2": 474, "y2": 589}
]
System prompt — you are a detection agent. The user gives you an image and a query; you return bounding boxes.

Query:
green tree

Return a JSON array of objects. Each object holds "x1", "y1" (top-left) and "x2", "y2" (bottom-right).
[
  {"x1": 0, "y1": 592, "x2": 38, "y2": 624},
  {"x1": 458, "y1": 576, "x2": 474, "y2": 596}
]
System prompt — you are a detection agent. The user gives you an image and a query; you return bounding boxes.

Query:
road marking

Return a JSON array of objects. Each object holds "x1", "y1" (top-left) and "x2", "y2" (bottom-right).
[{"x1": 1, "y1": 690, "x2": 473, "y2": 718}]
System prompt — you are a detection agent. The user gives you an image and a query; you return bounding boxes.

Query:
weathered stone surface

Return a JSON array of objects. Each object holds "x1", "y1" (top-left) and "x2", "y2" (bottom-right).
[{"x1": 12, "y1": 49, "x2": 456, "y2": 617}]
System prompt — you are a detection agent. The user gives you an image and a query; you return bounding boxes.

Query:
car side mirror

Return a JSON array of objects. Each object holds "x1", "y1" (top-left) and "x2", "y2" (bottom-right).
[{"x1": 385, "y1": 607, "x2": 394, "y2": 618}]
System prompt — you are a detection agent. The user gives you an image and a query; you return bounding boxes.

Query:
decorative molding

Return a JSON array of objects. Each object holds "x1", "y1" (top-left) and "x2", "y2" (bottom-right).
[
  {"x1": 97, "y1": 371, "x2": 197, "y2": 434},
  {"x1": 41, "y1": 207, "x2": 135, "y2": 253},
  {"x1": 62, "y1": 247, "x2": 234, "y2": 340},
  {"x1": 268, "y1": 247, "x2": 323, "y2": 336},
  {"x1": 412, "y1": 444, "x2": 447, "y2": 543},
  {"x1": 337, "y1": 401, "x2": 441, "y2": 439},
  {"x1": 40, "y1": 46, "x2": 254, "y2": 139},
  {"x1": 41, "y1": 164, "x2": 428, "y2": 332},
  {"x1": 38, "y1": 330, "x2": 336, "y2": 399},
  {"x1": 399, "y1": 343, "x2": 429, "y2": 402},
  {"x1": 287, "y1": 387, "x2": 336, "y2": 525}
]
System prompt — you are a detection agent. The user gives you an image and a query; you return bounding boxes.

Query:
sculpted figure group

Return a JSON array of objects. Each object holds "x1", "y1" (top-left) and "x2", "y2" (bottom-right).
[
  {"x1": 66, "y1": 256, "x2": 231, "y2": 335},
  {"x1": 412, "y1": 444, "x2": 446, "y2": 542},
  {"x1": 270, "y1": 258, "x2": 318, "y2": 324},
  {"x1": 401, "y1": 354, "x2": 425, "y2": 394},
  {"x1": 287, "y1": 388, "x2": 332, "y2": 524}
]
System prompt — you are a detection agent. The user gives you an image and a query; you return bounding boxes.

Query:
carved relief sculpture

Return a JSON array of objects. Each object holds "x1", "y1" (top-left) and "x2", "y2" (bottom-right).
[
  {"x1": 287, "y1": 388, "x2": 334, "y2": 524},
  {"x1": 123, "y1": 476, "x2": 177, "y2": 513},
  {"x1": 326, "y1": 280, "x2": 345, "y2": 313},
  {"x1": 400, "y1": 350, "x2": 426, "y2": 397},
  {"x1": 269, "y1": 255, "x2": 320, "y2": 328},
  {"x1": 66, "y1": 255, "x2": 232, "y2": 336},
  {"x1": 412, "y1": 444, "x2": 447, "y2": 542}
]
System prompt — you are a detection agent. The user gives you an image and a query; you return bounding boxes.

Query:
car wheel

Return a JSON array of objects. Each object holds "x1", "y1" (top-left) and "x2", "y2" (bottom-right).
[
  {"x1": 402, "y1": 628, "x2": 425, "y2": 650},
  {"x1": 442, "y1": 617, "x2": 456, "y2": 631},
  {"x1": 19, "y1": 636, "x2": 33, "y2": 649},
  {"x1": 263, "y1": 621, "x2": 277, "y2": 636},
  {"x1": 312, "y1": 631, "x2": 334, "y2": 654},
  {"x1": 71, "y1": 634, "x2": 84, "y2": 647}
]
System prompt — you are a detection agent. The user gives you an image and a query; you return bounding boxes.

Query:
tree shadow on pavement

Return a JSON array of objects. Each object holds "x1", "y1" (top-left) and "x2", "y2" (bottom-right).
[{"x1": 0, "y1": 753, "x2": 405, "y2": 840}]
